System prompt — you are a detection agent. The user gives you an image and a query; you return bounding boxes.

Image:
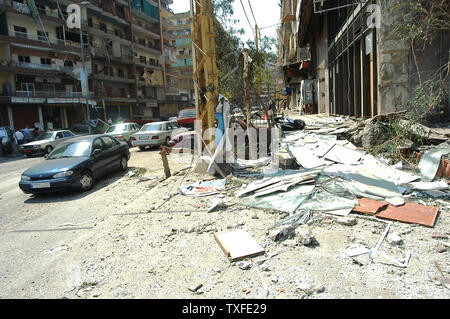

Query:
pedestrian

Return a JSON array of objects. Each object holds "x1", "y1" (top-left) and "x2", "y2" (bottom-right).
[
  {"x1": 108, "y1": 117, "x2": 112, "y2": 125},
  {"x1": 14, "y1": 129, "x2": 24, "y2": 145},
  {"x1": 23, "y1": 126, "x2": 32, "y2": 142}
]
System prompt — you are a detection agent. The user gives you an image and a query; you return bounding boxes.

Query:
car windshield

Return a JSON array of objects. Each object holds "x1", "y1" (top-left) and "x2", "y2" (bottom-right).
[
  {"x1": 141, "y1": 124, "x2": 162, "y2": 132},
  {"x1": 36, "y1": 132, "x2": 55, "y2": 140},
  {"x1": 179, "y1": 109, "x2": 195, "y2": 118},
  {"x1": 106, "y1": 124, "x2": 128, "y2": 133},
  {"x1": 47, "y1": 141, "x2": 91, "y2": 159}
]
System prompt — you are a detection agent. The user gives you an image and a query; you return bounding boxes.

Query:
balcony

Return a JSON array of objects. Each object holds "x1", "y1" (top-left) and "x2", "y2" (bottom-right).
[
  {"x1": 14, "y1": 91, "x2": 93, "y2": 98},
  {"x1": 7, "y1": 28, "x2": 81, "y2": 49},
  {"x1": 12, "y1": 61, "x2": 79, "y2": 74},
  {"x1": 5, "y1": 0, "x2": 61, "y2": 21},
  {"x1": 93, "y1": 72, "x2": 135, "y2": 83},
  {"x1": 134, "y1": 42, "x2": 161, "y2": 56},
  {"x1": 88, "y1": 23, "x2": 132, "y2": 43},
  {"x1": 132, "y1": 24, "x2": 160, "y2": 40},
  {"x1": 133, "y1": 57, "x2": 162, "y2": 69}
]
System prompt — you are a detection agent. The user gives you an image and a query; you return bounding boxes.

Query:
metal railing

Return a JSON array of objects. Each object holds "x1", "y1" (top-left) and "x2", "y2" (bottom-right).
[
  {"x1": 8, "y1": 28, "x2": 81, "y2": 48},
  {"x1": 9, "y1": 1, "x2": 59, "y2": 18},
  {"x1": 14, "y1": 91, "x2": 93, "y2": 98}
]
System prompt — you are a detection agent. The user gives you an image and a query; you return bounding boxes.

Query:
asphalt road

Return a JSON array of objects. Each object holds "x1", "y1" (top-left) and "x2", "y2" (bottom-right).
[{"x1": 0, "y1": 147, "x2": 182, "y2": 298}]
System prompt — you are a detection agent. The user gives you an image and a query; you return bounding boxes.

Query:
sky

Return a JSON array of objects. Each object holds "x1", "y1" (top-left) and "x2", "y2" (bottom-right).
[{"x1": 169, "y1": 0, "x2": 280, "y2": 46}]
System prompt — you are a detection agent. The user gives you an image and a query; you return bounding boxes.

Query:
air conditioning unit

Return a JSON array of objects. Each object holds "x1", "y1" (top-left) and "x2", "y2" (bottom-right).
[{"x1": 49, "y1": 52, "x2": 57, "y2": 58}]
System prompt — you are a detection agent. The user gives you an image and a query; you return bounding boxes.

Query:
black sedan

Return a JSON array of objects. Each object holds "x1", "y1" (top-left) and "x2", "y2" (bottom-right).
[{"x1": 19, "y1": 135, "x2": 130, "y2": 194}]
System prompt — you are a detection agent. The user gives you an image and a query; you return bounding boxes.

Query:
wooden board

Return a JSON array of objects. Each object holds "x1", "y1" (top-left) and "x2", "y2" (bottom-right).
[
  {"x1": 376, "y1": 203, "x2": 439, "y2": 227},
  {"x1": 214, "y1": 230, "x2": 265, "y2": 262}
]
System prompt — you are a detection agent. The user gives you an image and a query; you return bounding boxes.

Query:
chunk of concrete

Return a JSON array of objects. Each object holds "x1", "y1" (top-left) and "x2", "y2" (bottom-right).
[
  {"x1": 269, "y1": 226, "x2": 294, "y2": 242},
  {"x1": 337, "y1": 216, "x2": 357, "y2": 226},
  {"x1": 387, "y1": 233, "x2": 403, "y2": 246},
  {"x1": 295, "y1": 226, "x2": 314, "y2": 246}
]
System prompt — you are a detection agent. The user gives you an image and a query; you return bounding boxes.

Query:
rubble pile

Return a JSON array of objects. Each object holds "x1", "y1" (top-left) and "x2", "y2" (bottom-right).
[{"x1": 177, "y1": 113, "x2": 449, "y2": 270}]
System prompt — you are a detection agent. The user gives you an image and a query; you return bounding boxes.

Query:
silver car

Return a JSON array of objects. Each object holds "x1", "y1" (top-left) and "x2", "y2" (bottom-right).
[
  {"x1": 130, "y1": 121, "x2": 185, "y2": 150},
  {"x1": 20, "y1": 130, "x2": 77, "y2": 156}
]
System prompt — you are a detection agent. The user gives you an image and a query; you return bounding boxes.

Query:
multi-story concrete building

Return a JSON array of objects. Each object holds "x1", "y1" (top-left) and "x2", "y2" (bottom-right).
[
  {"x1": 170, "y1": 11, "x2": 194, "y2": 105},
  {"x1": 0, "y1": 0, "x2": 180, "y2": 130},
  {"x1": 0, "y1": 0, "x2": 94, "y2": 130},
  {"x1": 278, "y1": 0, "x2": 449, "y2": 119}
]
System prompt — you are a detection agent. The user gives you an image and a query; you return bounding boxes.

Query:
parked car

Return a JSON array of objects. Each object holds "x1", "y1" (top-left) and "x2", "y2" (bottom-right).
[
  {"x1": 0, "y1": 126, "x2": 14, "y2": 155},
  {"x1": 19, "y1": 135, "x2": 130, "y2": 194},
  {"x1": 130, "y1": 121, "x2": 185, "y2": 150},
  {"x1": 176, "y1": 108, "x2": 196, "y2": 129},
  {"x1": 105, "y1": 123, "x2": 140, "y2": 146},
  {"x1": 19, "y1": 130, "x2": 77, "y2": 156}
]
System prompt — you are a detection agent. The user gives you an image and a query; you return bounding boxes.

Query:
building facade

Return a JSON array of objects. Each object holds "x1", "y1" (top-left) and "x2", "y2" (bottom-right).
[
  {"x1": 170, "y1": 11, "x2": 194, "y2": 106},
  {"x1": 0, "y1": 0, "x2": 181, "y2": 131},
  {"x1": 278, "y1": 0, "x2": 450, "y2": 120}
]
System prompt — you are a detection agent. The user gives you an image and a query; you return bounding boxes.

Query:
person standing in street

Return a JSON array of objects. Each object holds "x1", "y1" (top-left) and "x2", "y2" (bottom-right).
[
  {"x1": 14, "y1": 130, "x2": 24, "y2": 145},
  {"x1": 23, "y1": 126, "x2": 32, "y2": 142}
]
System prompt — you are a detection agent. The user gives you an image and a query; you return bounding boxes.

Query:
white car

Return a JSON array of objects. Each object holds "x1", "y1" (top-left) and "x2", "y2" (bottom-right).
[
  {"x1": 130, "y1": 121, "x2": 186, "y2": 150},
  {"x1": 20, "y1": 130, "x2": 77, "y2": 157}
]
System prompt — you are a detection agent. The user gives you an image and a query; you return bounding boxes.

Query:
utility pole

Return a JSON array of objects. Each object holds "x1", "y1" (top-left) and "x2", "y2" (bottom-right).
[
  {"x1": 242, "y1": 48, "x2": 251, "y2": 127},
  {"x1": 79, "y1": 2, "x2": 91, "y2": 134},
  {"x1": 190, "y1": 0, "x2": 219, "y2": 154},
  {"x1": 255, "y1": 25, "x2": 262, "y2": 112}
]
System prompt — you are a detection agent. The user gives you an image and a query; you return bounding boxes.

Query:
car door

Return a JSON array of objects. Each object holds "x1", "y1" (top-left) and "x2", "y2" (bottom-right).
[
  {"x1": 52, "y1": 132, "x2": 65, "y2": 148},
  {"x1": 90, "y1": 138, "x2": 107, "y2": 178},
  {"x1": 162, "y1": 122, "x2": 171, "y2": 142},
  {"x1": 101, "y1": 136, "x2": 121, "y2": 171}
]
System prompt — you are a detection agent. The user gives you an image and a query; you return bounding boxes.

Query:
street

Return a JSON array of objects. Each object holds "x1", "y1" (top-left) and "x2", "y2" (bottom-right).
[{"x1": 0, "y1": 147, "x2": 192, "y2": 298}]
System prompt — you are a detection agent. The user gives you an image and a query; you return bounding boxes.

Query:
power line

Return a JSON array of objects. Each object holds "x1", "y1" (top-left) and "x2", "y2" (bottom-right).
[
  {"x1": 247, "y1": 0, "x2": 258, "y2": 27},
  {"x1": 239, "y1": 0, "x2": 254, "y2": 32}
]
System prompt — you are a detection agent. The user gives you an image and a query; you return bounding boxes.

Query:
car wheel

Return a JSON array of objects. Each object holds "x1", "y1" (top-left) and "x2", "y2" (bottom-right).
[
  {"x1": 139, "y1": 146, "x2": 146, "y2": 151},
  {"x1": 26, "y1": 153, "x2": 32, "y2": 158},
  {"x1": 119, "y1": 155, "x2": 128, "y2": 171},
  {"x1": 164, "y1": 136, "x2": 171, "y2": 146},
  {"x1": 79, "y1": 171, "x2": 93, "y2": 191},
  {"x1": 45, "y1": 145, "x2": 53, "y2": 154}
]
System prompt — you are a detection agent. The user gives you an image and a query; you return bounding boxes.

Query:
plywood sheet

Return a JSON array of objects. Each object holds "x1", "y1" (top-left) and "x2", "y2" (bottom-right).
[
  {"x1": 214, "y1": 230, "x2": 265, "y2": 261},
  {"x1": 376, "y1": 203, "x2": 439, "y2": 227}
]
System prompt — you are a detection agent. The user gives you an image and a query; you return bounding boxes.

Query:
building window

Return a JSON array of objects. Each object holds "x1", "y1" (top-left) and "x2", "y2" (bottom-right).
[
  {"x1": 93, "y1": 63, "x2": 98, "y2": 73},
  {"x1": 88, "y1": 18, "x2": 93, "y2": 27},
  {"x1": 140, "y1": 56, "x2": 146, "y2": 64},
  {"x1": 119, "y1": 88, "x2": 126, "y2": 97},
  {"x1": 114, "y1": 29, "x2": 122, "y2": 38},
  {"x1": 18, "y1": 55, "x2": 30, "y2": 63},
  {"x1": 21, "y1": 83, "x2": 35, "y2": 93},
  {"x1": 14, "y1": 26, "x2": 27, "y2": 38},
  {"x1": 118, "y1": 69, "x2": 124, "y2": 78},
  {"x1": 40, "y1": 58, "x2": 52, "y2": 65},
  {"x1": 64, "y1": 60, "x2": 74, "y2": 67},
  {"x1": 109, "y1": 67, "x2": 114, "y2": 76},
  {"x1": 43, "y1": 84, "x2": 55, "y2": 92},
  {"x1": 37, "y1": 30, "x2": 48, "y2": 41},
  {"x1": 105, "y1": 87, "x2": 112, "y2": 96},
  {"x1": 104, "y1": 67, "x2": 108, "y2": 75},
  {"x1": 99, "y1": 23, "x2": 107, "y2": 33}
]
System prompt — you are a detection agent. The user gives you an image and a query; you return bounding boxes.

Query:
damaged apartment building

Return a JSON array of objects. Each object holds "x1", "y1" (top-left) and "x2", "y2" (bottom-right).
[
  {"x1": 0, "y1": 0, "x2": 182, "y2": 130},
  {"x1": 278, "y1": 0, "x2": 450, "y2": 120}
]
